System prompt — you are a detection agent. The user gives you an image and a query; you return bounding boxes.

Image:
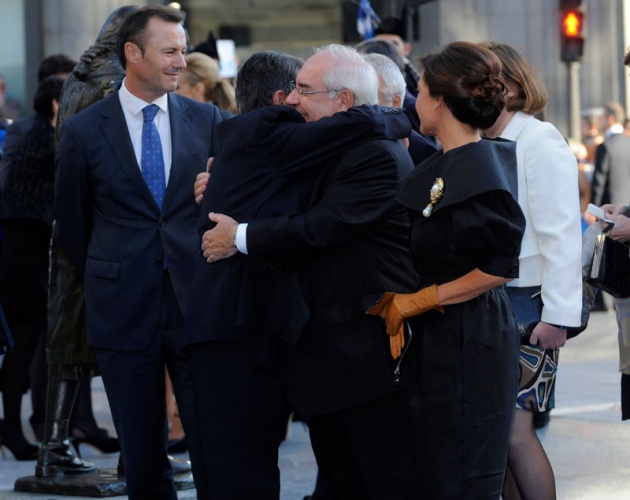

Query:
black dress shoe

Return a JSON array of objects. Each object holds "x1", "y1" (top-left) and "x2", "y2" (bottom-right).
[
  {"x1": 0, "y1": 420, "x2": 39, "y2": 461},
  {"x1": 1, "y1": 441, "x2": 39, "y2": 461},
  {"x1": 70, "y1": 426, "x2": 120, "y2": 456},
  {"x1": 36, "y1": 440, "x2": 96, "y2": 477}
]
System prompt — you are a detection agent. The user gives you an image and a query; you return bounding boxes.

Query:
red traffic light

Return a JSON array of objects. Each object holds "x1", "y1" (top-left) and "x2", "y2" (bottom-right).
[{"x1": 563, "y1": 10, "x2": 583, "y2": 37}]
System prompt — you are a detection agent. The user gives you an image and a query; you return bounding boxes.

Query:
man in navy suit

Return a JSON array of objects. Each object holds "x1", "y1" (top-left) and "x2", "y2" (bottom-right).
[
  {"x1": 198, "y1": 45, "x2": 419, "y2": 498},
  {"x1": 54, "y1": 6, "x2": 220, "y2": 499}
]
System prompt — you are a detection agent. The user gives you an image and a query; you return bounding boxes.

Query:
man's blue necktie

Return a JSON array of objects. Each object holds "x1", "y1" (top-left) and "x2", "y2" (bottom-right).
[{"x1": 141, "y1": 104, "x2": 166, "y2": 209}]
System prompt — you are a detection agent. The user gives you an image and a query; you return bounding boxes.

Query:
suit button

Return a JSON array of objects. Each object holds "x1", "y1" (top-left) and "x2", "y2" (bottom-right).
[
  {"x1": 510, "y1": 263, "x2": 518, "y2": 273},
  {"x1": 264, "y1": 259, "x2": 283, "y2": 271},
  {"x1": 158, "y1": 217, "x2": 165, "y2": 227}
]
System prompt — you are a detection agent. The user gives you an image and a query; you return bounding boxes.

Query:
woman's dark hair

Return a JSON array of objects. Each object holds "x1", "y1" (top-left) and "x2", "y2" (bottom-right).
[
  {"x1": 33, "y1": 75, "x2": 65, "y2": 120},
  {"x1": 420, "y1": 41, "x2": 507, "y2": 129},
  {"x1": 116, "y1": 5, "x2": 184, "y2": 70},
  {"x1": 37, "y1": 54, "x2": 76, "y2": 82}
]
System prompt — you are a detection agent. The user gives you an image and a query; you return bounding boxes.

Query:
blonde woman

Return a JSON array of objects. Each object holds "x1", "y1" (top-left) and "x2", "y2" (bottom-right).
[{"x1": 177, "y1": 51, "x2": 237, "y2": 115}]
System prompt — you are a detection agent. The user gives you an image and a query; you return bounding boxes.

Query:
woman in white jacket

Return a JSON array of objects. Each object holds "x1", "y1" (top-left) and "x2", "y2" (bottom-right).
[{"x1": 482, "y1": 42, "x2": 582, "y2": 499}]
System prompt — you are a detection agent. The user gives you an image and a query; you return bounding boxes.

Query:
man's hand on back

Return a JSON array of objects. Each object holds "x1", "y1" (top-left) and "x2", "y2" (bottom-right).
[
  {"x1": 202, "y1": 212, "x2": 239, "y2": 262},
  {"x1": 194, "y1": 158, "x2": 213, "y2": 205}
]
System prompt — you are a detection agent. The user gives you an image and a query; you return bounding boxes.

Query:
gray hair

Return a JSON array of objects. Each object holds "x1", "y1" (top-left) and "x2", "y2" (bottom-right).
[
  {"x1": 314, "y1": 44, "x2": 378, "y2": 106},
  {"x1": 363, "y1": 53, "x2": 406, "y2": 106}
]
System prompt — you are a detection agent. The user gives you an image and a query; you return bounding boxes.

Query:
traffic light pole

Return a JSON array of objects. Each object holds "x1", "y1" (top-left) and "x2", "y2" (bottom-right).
[{"x1": 567, "y1": 61, "x2": 581, "y2": 141}]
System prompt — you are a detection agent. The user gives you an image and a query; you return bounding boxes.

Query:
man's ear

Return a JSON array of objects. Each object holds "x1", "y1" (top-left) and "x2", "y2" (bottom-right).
[
  {"x1": 404, "y1": 42, "x2": 412, "y2": 57},
  {"x1": 337, "y1": 89, "x2": 354, "y2": 111},
  {"x1": 392, "y1": 94, "x2": 402, "y2": 108},
  {"x1": 272, "y1": 90, "x2": 286, "y2": 105},
  {"x1": 124, "y1": 42, "x2": 141, "y2": 66}
]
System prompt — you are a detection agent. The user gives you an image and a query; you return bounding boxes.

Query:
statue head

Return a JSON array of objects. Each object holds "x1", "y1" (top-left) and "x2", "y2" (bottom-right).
[{"x1": 56, "y1": 6, "x2": 138, "y2": 147}]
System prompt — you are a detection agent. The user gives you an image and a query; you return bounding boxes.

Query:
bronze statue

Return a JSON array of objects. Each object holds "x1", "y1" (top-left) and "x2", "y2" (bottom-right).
[{"x1": 36, "y1": 6, "x2": 137, "y2": 477}]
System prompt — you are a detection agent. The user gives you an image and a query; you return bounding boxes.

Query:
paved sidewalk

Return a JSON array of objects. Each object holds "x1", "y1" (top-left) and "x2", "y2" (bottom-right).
[{"x1": 1, "y1": 311, "x2": 629, "y2": 499}]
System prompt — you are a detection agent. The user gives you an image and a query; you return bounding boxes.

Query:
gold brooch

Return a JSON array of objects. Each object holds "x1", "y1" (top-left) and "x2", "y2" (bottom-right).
[{"x1": 422, "y1": 177, "x2": 444, "y2": 217}]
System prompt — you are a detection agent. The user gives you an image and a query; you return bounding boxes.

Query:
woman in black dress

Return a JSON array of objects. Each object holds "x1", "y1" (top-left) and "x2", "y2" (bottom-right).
[{"x1": 368, "y1": 41, "x2": 525, "y2": 498}]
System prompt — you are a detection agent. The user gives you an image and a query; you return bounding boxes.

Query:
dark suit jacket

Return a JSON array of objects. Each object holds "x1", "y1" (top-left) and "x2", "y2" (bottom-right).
[
  {"x1": 183, "y1": 105, "x2": 412, "y2": 348},
  {"x1": 591, "y1": 132, "x2": 630, "y2": 205},
  {"x1": 408, "y1": 129, "x2": 438, "y2": 166},
  {"x1": 0, "y1": 113, "x2": 35, "y2": 187},
  {"x1": 402, "y1": 91, "x2": 420, "y2": 133},
  {"x1": 55, "y1": 92, "x2": 220, "y2": 351},
  {"x1": 246, "y1": 139, "x2": 419, "y2": 415}
]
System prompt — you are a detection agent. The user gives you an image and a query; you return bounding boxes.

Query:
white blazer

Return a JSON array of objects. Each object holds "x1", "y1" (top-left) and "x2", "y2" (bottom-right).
[{"x1": 501, "y1": 111, "x2": 582, "y2": 327}]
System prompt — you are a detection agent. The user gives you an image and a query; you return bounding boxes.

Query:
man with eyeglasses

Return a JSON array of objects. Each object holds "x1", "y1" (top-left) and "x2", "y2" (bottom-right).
[
  {"x1": 183, "y1": 48, "x2": 412, "y2": 498},
  {"x1": 199, "y1": 44, "x2": 419, "y2": 498}
]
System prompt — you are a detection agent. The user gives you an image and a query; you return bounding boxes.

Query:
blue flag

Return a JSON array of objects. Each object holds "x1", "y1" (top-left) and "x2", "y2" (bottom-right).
[{"x1": 357, "y1": 0, "x2": 379, "y2": 40}]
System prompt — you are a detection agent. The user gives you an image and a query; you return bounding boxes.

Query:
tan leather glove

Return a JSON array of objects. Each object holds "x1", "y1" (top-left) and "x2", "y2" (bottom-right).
[{"x1": 366, "y1": 284, "x2": 444, "y2": 359}]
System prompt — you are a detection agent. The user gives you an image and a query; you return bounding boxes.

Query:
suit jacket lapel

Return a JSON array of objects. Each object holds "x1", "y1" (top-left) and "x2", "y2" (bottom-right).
[
  {"x1": 165, "y1": 94, "x2": 192, "y2": 210},
  {"x1": 100, "y1": 93, "x2": 159, "y2": 209}
]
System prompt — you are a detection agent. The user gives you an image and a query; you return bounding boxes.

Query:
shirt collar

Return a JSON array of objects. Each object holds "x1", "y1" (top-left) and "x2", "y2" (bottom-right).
[
  {"x1": 500, "y1": 111, "x2": 533, "y2": 141},
  {"x1": 606, "y1": 123, "x2": 624, "y2": 137},
  {"x1": 119, "y1": 78, "x2": 169, "y2": 117}
]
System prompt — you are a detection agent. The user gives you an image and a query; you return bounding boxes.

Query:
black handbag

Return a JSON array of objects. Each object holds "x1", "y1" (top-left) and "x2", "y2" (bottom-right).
[
  {"x1": 507, "y1": 279, "x2": 595, "y2": 344},
  {"x1": 505, "y1": 286, "x2": 543, "y2": 345},
  {"x1": 586, "y1": 234, "x2": 630, "y2": 298}
]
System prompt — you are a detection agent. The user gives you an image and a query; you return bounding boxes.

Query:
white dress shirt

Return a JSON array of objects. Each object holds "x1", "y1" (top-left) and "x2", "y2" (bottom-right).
[{"x1": 118, "y1": 78, "x2": 173, "y2": 185}]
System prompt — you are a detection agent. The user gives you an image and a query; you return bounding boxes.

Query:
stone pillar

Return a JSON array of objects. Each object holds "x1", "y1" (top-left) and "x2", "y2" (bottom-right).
[
  {"x1": 41, "y1": 0, "x2": 148, "y2": 60},
  {"x1": 23, "y1": 0, "x2": 147, "y2": 109}
]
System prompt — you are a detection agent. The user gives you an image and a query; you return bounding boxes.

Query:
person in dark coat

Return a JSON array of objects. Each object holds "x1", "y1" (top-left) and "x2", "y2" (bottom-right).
[
  {"x1": 356, "y1": 38, "x2": 423, "y2": 134},
  {"x1": 0, "y1": 53, "x2": 76, "y2": 442},
  {"x1": 363, "y1": 52, "x2": 437, "y2": 165},
  {"x1": 0, "y1": 75, "x2": 65, "y2": 460},
  {"x1": 198, "y1": 44, "x2": 419, "y2": 499},
  {"x1": 373, "y1": 16, "x2": 421, "y2": 97}
]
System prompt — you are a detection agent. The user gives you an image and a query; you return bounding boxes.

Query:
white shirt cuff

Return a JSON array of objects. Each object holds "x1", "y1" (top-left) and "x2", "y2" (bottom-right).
[{"x1": 235, "y1": 223, "x2": 248, "y2": 254}]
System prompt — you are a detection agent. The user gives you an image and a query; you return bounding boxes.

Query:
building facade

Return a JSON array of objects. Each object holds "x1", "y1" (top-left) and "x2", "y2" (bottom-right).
[{"x1": 2, "y1": 0, "x2": 629, "y2": 139}]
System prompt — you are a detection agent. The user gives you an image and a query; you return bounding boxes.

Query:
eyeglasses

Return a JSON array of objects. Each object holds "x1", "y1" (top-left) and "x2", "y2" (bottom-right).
[{"x1": 289, "y1": 81, "x2": 341, "y2": 96}]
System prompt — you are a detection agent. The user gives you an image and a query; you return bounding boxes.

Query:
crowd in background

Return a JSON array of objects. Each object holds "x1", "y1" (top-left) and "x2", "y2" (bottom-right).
[{"x1": 0, "y1": 3, "x2": 628, "y2": 500}]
